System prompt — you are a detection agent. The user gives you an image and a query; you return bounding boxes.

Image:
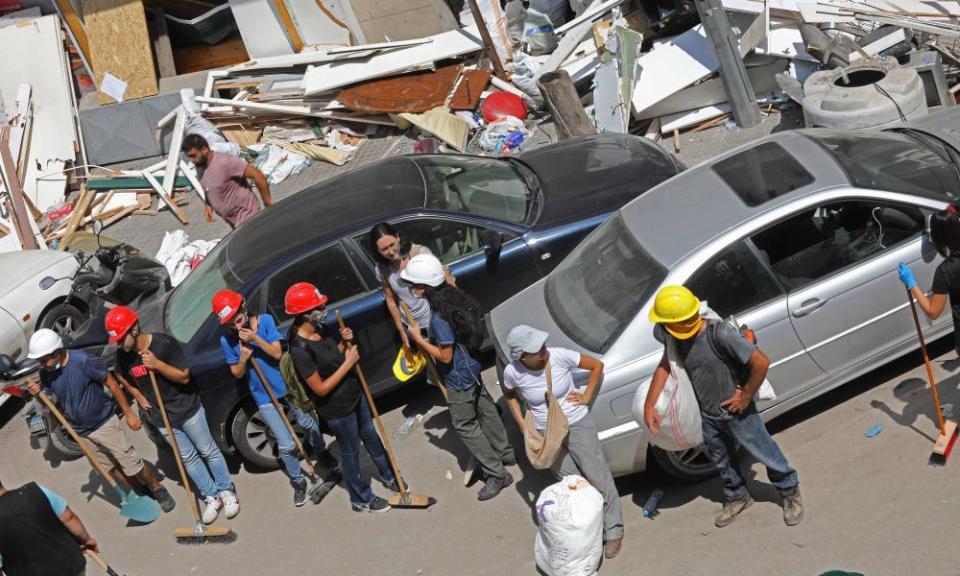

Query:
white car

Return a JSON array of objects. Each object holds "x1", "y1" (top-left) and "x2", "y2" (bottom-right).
[{"x1": 0, "y1": 250, "x2": 82, "y2": 406}]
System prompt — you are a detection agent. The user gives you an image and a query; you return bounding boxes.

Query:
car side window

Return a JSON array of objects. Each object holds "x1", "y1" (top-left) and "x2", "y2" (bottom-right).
[
  {"x1": 751, "y1": 200, "x2": 926, "y2": 291},
  {"x1": 386, "y1": 219, "x2": 498, "y2": 265},
  {"x1": 686, "y1": 240, "x2": 784, "y2": 317},
  {"x1": 266, "y1": 243, "x2": 367, "y2": 322}
]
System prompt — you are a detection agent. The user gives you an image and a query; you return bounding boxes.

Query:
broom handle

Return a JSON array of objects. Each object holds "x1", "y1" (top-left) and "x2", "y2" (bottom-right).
[
  {"x1": 35, "y1": 390, "x2": 120, "y2": 489},
  {"x1": 248, "y1": 355, "x2": 318, "y2": 477},
  {"x1": 85, "y1": 550, "x2": 120, "y2": 576},
  {"x1": 907, "y1": 288, "x2": 947, "y2": 434},
  {"x1": 149, "y1": 371, "x2": 203, "y2": 524},
  {"x1": 399, "y1": 302, "x2": 448, "y2": 401},
  {"x1": 335, "y1": 311, "x2": 408, "y2": 497}
]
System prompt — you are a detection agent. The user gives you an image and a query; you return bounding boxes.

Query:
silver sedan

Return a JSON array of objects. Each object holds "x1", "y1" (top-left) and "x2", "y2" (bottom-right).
[{"x1": 488, "y1": 108, "x2": 960, "y2": 480}]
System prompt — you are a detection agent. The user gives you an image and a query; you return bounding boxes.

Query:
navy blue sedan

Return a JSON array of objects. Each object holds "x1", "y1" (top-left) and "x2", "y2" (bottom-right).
[{"x1": 144, "y1": 134, "x2": 684, "y2": 468}]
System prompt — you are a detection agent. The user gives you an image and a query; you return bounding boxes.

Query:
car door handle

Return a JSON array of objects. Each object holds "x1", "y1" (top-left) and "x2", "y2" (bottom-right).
[{"x1": 792, "y1": 298, "x2": 826, "y2": 317}]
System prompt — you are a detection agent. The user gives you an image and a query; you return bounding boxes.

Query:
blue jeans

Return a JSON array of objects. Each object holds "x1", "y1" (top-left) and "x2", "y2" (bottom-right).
[
  {"x1": 701, "y1": 407, "x2": 798, "y2": 502},
  {"x1": 159, "y1": 406, "x2": 235, "y2": 500},
  {"x1": 258, "y1": 402, "x2": 305, "y2": 485},
  {"x1": 325, "y1": 395, "x2": 395, "y2": 506},
  {"x1": 286, "y1": 402, "x2": 328, "y2": 459}
]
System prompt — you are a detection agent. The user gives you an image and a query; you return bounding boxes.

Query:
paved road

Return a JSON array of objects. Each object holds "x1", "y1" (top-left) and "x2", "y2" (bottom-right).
[{"x1": 2, "y1": 335, "x2": 959, "y2": 575}]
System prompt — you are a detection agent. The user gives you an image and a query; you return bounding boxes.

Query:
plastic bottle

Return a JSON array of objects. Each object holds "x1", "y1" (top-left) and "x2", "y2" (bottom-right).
[
  {"x1": 394, "y1": 414, "x2": 423, "y2": 441},
  {"x1": 642, "y1": 489, "x2": 664, "y2": 518}
]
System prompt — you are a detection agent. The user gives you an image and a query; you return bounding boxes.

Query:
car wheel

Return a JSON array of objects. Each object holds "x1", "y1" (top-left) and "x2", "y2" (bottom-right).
[
  {"x1": 650, "y1": 444, "x2": 717, "y2": 481},
  {"x1": 229, "y1": 404, "x2": 310, "y2": 470},
  {"x1": 39, "y1": 303, "x2": 87, "y2": 338},
  {"x1": 47, "y1": 419, "x2": 83, "y2": 460}
]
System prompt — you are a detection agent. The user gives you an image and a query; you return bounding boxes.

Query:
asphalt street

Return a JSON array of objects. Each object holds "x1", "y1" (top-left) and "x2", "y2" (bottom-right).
[{"x1": 2, "y1": 334, "x2": 960, "y2": 576}]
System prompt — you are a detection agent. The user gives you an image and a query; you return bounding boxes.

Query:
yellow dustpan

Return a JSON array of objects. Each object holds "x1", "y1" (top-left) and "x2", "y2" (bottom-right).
[{"x1": 393, "y1": 346, "x2": 426, "y2": 382}]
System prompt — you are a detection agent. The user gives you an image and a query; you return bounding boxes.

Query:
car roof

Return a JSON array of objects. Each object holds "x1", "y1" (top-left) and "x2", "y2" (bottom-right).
[
  {"x1": 225, "y1": 157, "x2": 426, "y2": 281},
  {"x1": 621, "y1": 130, "x2": 851, "y2": 266}
]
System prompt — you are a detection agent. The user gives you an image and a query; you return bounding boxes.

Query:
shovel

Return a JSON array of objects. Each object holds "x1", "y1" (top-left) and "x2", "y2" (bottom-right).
[{"x1": 4, "y1": 384, "x2": 160, "y2": 524}]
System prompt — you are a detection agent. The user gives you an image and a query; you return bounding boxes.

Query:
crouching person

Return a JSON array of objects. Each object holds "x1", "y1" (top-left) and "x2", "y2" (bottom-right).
[
  {"x1": 24, "y1": 329, "x2": 174, "y2": 513},
  {"x1": 644, "y1": 286, "x2": 803, "y2": 528},
  {"x1": 107, "y1": 306, "x2": 240, "y2": 525},
  {"x1": 212, "y1": 290, "x2": 340, "y2": 507}
]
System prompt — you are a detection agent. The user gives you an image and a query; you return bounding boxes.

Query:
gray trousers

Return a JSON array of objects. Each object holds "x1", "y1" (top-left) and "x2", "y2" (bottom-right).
[
  {"x1": 551, "y1": 413, "x2": 625, "y2": 541},
  {"x1": 447, "y1": 383, "x2": 513, "y2": 480}
]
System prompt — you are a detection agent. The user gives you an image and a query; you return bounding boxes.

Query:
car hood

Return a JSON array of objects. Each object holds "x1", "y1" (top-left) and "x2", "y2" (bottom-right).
[
  {"x1": 488, "y1": 278, "x2": 588, "y2": 364},
  {"x1": 519, "y1": 134, "x2": 681, "y2": 228},
  {"x1": 0, "y1": 250, "x2": 76, "y2": 300}
]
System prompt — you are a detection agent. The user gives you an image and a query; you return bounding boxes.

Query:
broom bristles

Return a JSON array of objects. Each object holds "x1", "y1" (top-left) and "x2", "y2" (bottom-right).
[
  {"x1": 929, "y1": 423, "x2": 959, "y2": 466},
  {"x1": 173, "y1": 525, "x2": 236, "y2": 545}
]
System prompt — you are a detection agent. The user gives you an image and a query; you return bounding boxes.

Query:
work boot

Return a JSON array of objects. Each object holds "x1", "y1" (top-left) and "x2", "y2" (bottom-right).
[
  {"x1": 352, "y1": 496, "x2": 391, "y2": 514},
  {"x1": 477, "y1": 471, "x2": 513, "y2": 501},
  {"x1": 603, "y1": 538, "x2": 622, "y2": 559},
  {"x1": 293, "y1": 480, "x2": 308, "y2": 508},
  {"x1": 201, "y1": 495, "x2": 222, "y2": 525},
  {"x1": 153, "y1": 487, "x2": 176, "y2": 513},
  {"x1": 715, "y1": 494, "x2": 753, "y2": 528},
  {"x1": 782, "y1": 488, "x2": 803, "y2": 526}
]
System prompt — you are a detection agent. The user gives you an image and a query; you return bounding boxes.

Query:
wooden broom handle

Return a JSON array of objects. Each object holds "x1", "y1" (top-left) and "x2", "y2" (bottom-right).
[
  {"x1": 248, "y1": 356, "x2": 318, "y2": 477},
  {"x1": 907, "y1": 289, "x2": 947, "y2": 434},
  {"x1": 398, "y1": 301, "x2": 448, "y2": 401},
  {"x1": 34, "y1": 391, "x2": 119, "y2": 488},
  {"x1": 335, "y1": 310, "x2": 408, "y2": 496},
  {"x1": 149, "y1": 371, "x2": 202, "y2": 523}
]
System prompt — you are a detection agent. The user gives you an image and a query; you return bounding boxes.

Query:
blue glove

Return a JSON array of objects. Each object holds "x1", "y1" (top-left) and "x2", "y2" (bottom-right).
[{"x1": 898, "y1": 262, "x2": 917, "y2": 289}]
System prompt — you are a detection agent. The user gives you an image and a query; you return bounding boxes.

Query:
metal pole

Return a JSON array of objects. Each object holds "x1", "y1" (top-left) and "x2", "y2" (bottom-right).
[{"x1": 694, "y1": 0, "x2": 760, "y2": 128}]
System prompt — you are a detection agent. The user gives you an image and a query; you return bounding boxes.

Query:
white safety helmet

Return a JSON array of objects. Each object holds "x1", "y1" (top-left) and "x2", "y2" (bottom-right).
[
  {"x1": 28, "y1": 328, "x2": 64, "y2": 359},
  {"x1": 399, "y1": 254, "x2": 445, "y2": 287}
]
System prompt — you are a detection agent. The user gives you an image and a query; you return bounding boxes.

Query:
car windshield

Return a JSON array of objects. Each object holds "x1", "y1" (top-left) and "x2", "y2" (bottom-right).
[
  {"x1": 544, "y1": 213, "x2": 666, "y2": 353},
  {"x1": 418, "y1": 156, "x2": 534, "y2": 223},
  {"x1": 165, "y1": 242, "x2": 241, "y2": 343},
  {"x1": 804, "y1": 130, "x2": 960, "y2": 201}
]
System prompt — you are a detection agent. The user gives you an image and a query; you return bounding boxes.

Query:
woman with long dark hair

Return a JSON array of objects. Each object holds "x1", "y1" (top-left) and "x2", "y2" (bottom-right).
[
  {"x1": 400, "y1": 254, "x2": 516, "y2": 501},
  {"x1": 284, "y1": 281, "x2": 398, "y2": 513},
  {"x1": 899, "y1": 206, "x2": 960, "y2": 353}
]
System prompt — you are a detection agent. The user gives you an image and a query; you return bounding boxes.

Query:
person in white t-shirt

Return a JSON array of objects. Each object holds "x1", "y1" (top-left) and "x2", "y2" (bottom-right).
[{"x1": 501, "y1": 325, "x2": 624, "y2": 561}]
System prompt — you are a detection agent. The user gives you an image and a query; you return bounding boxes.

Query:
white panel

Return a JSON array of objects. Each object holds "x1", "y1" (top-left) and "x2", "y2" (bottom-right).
[
  {"x1": 631, "y1": 25, "x2": 718, "y2": 114},
  {"x1": 228, "y1": 0, "x2": 294, "y2": 59}
]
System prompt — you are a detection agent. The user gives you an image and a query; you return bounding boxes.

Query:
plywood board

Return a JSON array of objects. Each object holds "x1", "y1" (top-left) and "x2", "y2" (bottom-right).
[
  {"x1": 83, "y1": 0, "x2": 159, "y2": 104},
  {"x1": 174, "y1": 34, "x2": 249, "y2": 73},
  {"x1": 338, "y1": 63, "x2": 462, "y2": 113},
  {"x1": 347, "y1": 0, "x2": 456, "y2": 43},
  {"x1": 631, "y1": 25, "x2": 718, "y2": 115},
  {"x1": 302, "y1": 27, "x2": 482, "y2": 96},
  {"x1": 0, "y1": 16, "x2": 78, "y2": 212}
]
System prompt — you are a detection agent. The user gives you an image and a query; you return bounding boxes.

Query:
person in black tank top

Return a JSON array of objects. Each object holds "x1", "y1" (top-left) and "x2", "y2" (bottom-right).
[
  {"x1": 899, "y1": 207, "x2": 960, "y2": 353},
  {"x1": 0, "y1": 478, "x2": 95, "y2": 576}
]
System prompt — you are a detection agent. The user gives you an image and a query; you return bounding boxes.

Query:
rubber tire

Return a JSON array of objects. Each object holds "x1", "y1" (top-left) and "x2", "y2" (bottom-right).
[
  {"x1": 39, "y1": 303, "x2": 88, "y2": 339},
  {"x1": 229, "y1": 404, "x2": 282, "y2": 471},
  {"x1": 47, "y1": 418, "x2": 84, "y2": 461},
  {"x1": 650, "y1": 444, "x2": 718, "y2": 481}
]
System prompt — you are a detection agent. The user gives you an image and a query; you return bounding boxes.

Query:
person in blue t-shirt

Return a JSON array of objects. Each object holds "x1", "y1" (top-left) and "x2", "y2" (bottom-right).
[
  {"x1": 400, "y1": 254, "x2": 515, "y2": 502},
  {"x1": 213, "y1": 290, "x2": 338, "y2": 507}
]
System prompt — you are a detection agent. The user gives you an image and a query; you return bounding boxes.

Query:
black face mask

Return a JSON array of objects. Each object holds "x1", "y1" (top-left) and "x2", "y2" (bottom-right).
[{"x1": 308, "y1": 309, "x2": 328, "y2": 330}]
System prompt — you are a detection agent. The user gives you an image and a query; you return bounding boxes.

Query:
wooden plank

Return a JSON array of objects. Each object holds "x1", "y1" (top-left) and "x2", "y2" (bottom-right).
[
  {"x1": 162, "y1": 107, "x2": 185, "y2": 193},
  {"x1": 84, "y1": 0, "x2": 159, "y2": 104},
  {"x1": 449, "y1": 69, "x2": 492, "y2": 110},
  {"x1": 54, "y1": 0, "x2": 91, "y2": 64},
  {"x1": 101, "y1": 204, "x2": 138, "y2": 227},
  {"x1": 143, "y1": 170, "x2": 188, "y2": 224},
  {"x1": 58, "y1": 188, "x2": 95, "y2": 250},
  {"x1": 151, "y1": 6, "x2": 177, "y2": 78},
  {"x1": 0, "y1": 128, "x2": 40, "y2": 249},
  {"x1": 179, "y1": 160, "x2": 206, "y2": 203},
  {"x1": 173, "y1": 35, "x2": 249, "y2": 74},
  {"x1": 271, "y1": 0, "x2": 304, "y2": 53}
]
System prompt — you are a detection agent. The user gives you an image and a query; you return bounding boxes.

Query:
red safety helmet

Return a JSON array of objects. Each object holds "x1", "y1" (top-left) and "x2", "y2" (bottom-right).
[
  {"x1": 284, "y1": 282, "x2": 328, "y2": 316},
  {"x1": 105, "y1": 306, "x2": 138, "y2": 344},
  {"x1": 212, "y1": 289, "x2": 244, "y2": 325}
]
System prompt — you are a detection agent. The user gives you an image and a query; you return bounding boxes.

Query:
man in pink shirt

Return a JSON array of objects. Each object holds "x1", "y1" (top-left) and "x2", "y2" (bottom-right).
[{"x1": 182, "y1": 134, "x2": 273, "y2": 229}]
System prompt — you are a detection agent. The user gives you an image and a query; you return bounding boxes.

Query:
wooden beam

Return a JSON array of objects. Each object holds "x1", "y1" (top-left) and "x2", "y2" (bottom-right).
[
  {"x1": 271, "y1": 0, "x2": 304, "y2": 53},
  {"x1": 466, "y1": 0, "x2": 506, "y2": 80},
  {"x1": 0, "y1": 128, "x2": 39, "y2": 250},
  {"x1": 162, "y1": 107, "x2": 186, "y2": 194},
  {"x1": 54, "y1": 0, "x2": 91, "y2": 64},
  {"x1": 143, "y1": 170, "x2": 188, "y2": 224},
  {"x1": 151, "y1": 7, "x2": 177, "y2": 78}
]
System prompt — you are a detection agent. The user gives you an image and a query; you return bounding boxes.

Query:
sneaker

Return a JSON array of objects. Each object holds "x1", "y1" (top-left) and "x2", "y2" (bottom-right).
[
  {"x1": 220, "y1": 490, "x2": 240, "y2": 519},
  {"x1": 782, "y1": 488, "x2": 803, "y2": 526},
  {"x1": 380, "y1": 477, "x2": 408, "y2": 494},
  {"x1": 715, "y1": 494, "x2": 753, "y2": 528},
  {"x1": 603, "y1": 538, "x2": 622, "y2": 559},
  {"x1": 351, "y1": 496, "x2": 392, "y2": 513},
  {"x1": 153, "y1": 487, "x2": 176, "y2": 513},
  {"x1": 201, "y1": 495, "x2": 222, "y2": 525},
  {"x1": 477, "y1": 471, "x2": 513, "y2": 502},
  {"x1": 293, "y1": 481, "x2": 307, "y2": 507}
]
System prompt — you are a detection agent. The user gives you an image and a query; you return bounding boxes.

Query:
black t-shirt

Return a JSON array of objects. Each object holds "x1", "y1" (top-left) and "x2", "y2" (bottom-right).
[
  {"x1": 289, "y1": 334, "x2": 361, "y2": 421},
  {"x1": 115, "y1": 333, "x2": 201, "y2": 428},
  {"x1": 933, "y1": 257, "x2": 960, "y2": 329}
]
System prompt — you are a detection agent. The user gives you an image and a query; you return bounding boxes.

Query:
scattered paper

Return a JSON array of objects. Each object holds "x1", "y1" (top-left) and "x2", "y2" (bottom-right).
[{"x1": 100, "y1": 72, "x2": 128, "y2": 103}]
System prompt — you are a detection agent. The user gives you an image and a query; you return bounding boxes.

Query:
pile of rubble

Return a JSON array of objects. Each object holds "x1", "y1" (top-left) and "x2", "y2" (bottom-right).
[{"x1": 3, "y1": 0, "x2": 960, "y2": 255}]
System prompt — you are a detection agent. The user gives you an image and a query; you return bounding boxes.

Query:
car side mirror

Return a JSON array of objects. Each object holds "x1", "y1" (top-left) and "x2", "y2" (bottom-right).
[
  {"x1": 39, "y1": 276, "x2": 56, "y2": 290},
  {"x1": 481, "y1": 229, "x2": 503, "y2": 264},
  {"x1": 921, "y1": 232, "x2": 938, "y2": 263},
  {"x1": 0, "y1": 353, "x2": 14, "y2": 376}
]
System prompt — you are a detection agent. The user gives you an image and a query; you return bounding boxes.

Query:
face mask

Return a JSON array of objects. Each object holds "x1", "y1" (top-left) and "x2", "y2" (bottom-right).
[{"x1": 308, "y1": 309, "x2": 328, "y2": 329}]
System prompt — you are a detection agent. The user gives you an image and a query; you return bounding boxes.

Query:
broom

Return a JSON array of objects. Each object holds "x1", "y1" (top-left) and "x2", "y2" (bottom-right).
[
  {"x1": 336, "y1": 310, "x2": 435, "y2": 508},
  {"x1": 906, "y1": 289, "x2": 959, "y2": 465},
  {"x1": 148, "y1": 372, "x2": 236, "y2": 543}
]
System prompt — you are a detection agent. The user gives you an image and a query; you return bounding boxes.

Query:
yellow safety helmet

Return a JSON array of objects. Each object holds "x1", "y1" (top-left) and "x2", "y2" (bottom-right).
[{"x1": 649, "y1": 285, "x2": 702, "y2": 340}]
